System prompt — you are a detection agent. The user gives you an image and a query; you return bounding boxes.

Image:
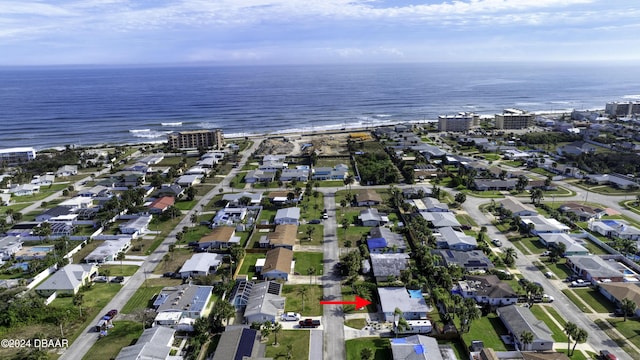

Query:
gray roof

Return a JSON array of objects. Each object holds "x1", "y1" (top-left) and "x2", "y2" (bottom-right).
[
  {"x1": 369, "y1": 227, "x2": 406, "y2": 250},
  {"x1": 211, "y1": 328, "x2": 260, "y2": 360},
  {"x1": 360, "y1": 208, "x2": 382, "y2": 222},
  {"x1": 423, "y1": 197, "x2": 449, "y2": 211},
  {"x1": 433, "y1": 249, "x2": 494, "y2": 270},
  {"x1": 155, "y1": 284, "x2": 214, "y2": 314},
  {"x1": 498, "y1": 305, "x2": 553, "y2": 343},
  {"x1": 566, "y1": 255, "x2": 622, "y2": 278},
  {"x1": 275, "y1": 207, "x2": 300, "y2": 221},
  {"x1": 437, "y1": 226, "x2": 477, "y2": 248},
  {"x1": 370, "y1": 253, "x2": 410, "y2": 278},
  {"x1": 378, "y1": 287, "x2": 430, "y2": 315},
  {"x1": 499, "y1": 197, "x2": 538, "y2": 215},
  {"x1": 222, "y1": 191, "x2": 263, "y2": 204},
  {"x1": 36, "y1": 263, "x2": 96, "y2": 292},
  {"x1": 420, "y1": 212, "x2": 461, "y2": 228},
  {"x1": 538, "y1": 233, "x2": 588, "y2": 254},
  {"x1": 115, "y1": 326, "x2": 175, "y2": 360},
  {"x1": 244, "y1": 281, "x2": 285, "y2": 319},
  {"x1": 390, "y1": 335, "x2": 443, "y2": 360},
  {"x1": 520, "y1": 215, "x2": 570, "y2": 233},
  {"x1": 179, "y1": 253, "x2": 223, "y2": 274}
]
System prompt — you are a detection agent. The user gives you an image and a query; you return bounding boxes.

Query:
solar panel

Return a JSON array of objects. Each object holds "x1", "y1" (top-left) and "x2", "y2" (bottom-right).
[
  {"x1": 235, "y1": 329, "x2": 257, "y2": 360},
  {"x1": 267, "y1": 281, "x2": 282, "y2": 295}
]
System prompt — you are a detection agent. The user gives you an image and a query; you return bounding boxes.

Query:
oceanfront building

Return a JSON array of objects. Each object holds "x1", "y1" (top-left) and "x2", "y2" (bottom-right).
[
  {"x1": 495, "y1": 109, "x2": 535, "y2": 129},
  {"x1": 167, "y1": 129, "x2": 224, "y2": 150},
  {"x1": 437, "y1": 112, "x2": 479, "y2": 132},
  {"x1": 605, "y1": 101, "x2": 640, "y2": 117},
  {"x1": 0, "y1": 147, "x2": 36, "y2": 165}
]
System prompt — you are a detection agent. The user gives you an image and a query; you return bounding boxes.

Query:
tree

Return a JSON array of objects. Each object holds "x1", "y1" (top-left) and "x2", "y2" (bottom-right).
[
  {"x1": 305, "y1": 226, "x2": 315, "y2": 242},
  {"x1": 396, "y1": 317, "x2": 410, "y2": 335},
  {"x1": 503, "y1": 247, "x2": 518, "y2": 267},
  {"x1": 344, "y1": 175, "x2": 355, "y2": 197},
  {"x1": 571, "y1": 328, "x2": 588, "y2": 356},
  {"x1": 519, "y1": 331, "x2": 534, "y2": 351},
  {"x1": 286, "y1": 344, "x2": 294, "y2": 360},
  {"x1": 307, "y1": 267, "x2": 316, "y2": 285},
  {"x1": 272, "y1": 322, "x2": 282, "y2": 345},
  {"x1": 620, "y1": 298, "x2": 637, "y2": 321},
  {"x1": 530, "y1": 188, "x2": 544, "y2": 205},
  {"x1": 393, "y1": 307, "x2": 403, "y2": 337},
  {"x1": 516, "y1": 175, "x2": 529, "y2": 192},
  {"x1": 454, "y1": 192, "x2": 466, "y2": 204},
  {"x1": 297, "y1": 286, "x2": 309, "y2": 312},
  {"x1": 116, "y1": 251, "x2": 125, "y2": 273},
  {"x1": 185, "y1": 186, "x2": 197, "y2": 201},
  {"x1": 230, "y1": 245, "x2": 245, "y2": 263},
  {"x1": 261, "y1": 321, "x2": 273, "y2": 341},
  {"x1": 360, "y1": 347, "x2": 374, "y2": 360},
  {"x1": 73, "y1": 293, "x2": 84, "y2": 317},
  {"x1": 563, "y1": 321, "x2": 578, "y2": 354}
]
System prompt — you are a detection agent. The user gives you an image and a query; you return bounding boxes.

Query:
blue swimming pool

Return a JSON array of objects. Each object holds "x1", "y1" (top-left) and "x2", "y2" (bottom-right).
[
  {"x1": 624, "y1": 269, "x2": 635, "y2": 275},
  {"x1": 408, "y1": 289, "x2": 423, "y2": 299},
  {"x1": 31, "y1": 246, "x2": 54, "y2": 252}
]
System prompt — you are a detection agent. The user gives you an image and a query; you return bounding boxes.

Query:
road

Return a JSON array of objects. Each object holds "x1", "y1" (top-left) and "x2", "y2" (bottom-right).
[
  {"x1": 59, "y1": 142, "x2": 260, "y2": 359},
  {"x1": 321, "y1": 191, "x2": 346, "y2": 360}
]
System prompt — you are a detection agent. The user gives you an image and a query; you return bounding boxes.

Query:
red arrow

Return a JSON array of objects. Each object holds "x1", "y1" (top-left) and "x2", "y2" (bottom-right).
[{"x1": 320, "y1": 296, "x2": 371, "y2": 309}]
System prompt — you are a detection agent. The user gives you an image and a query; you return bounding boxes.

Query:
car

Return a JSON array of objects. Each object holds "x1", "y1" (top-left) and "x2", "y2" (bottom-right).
[
  {"x1": 106, "y1": 309, "x2": 118, "y2": 318},
  {"x1": 280, "y1": 312, "x2": 301, "y2": 321},
  {"x1": 93, "y1": 276, "x2": 107, "y2": 283},
  {"x1": 309, "y1": 219, "x2": 321, "y2": 224},
  {"x1": 110, "y1": 276, "x2": 124, "y2": 283},
  {"x1": 299, "y1": 318, "x2": 321, "y2": 328},
  {"x1": 491, "y1": 239, "x2": 502, "y2": 247},
  {"x1": 600, "y1": 350, "x2": 617, "y2": 360},
  {"x1": 322, "y1": 213, "x2": 329, "y2": 219},
  {"x1": 541, "y1": 250, "x2": 551, "y2": 256},
  {"x1": 544, "y1": 271, "x2": 553, "y2": 278},
  {"x1": 571, "y1": 279, "x2": 590, "y2": 287},
  {"x1": 163, "y1": 272, "x2": 175, "y2": 278}
]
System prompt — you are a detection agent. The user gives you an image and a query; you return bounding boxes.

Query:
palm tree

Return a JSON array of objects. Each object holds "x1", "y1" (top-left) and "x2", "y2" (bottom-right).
[
  {"x1": 530, "y1": 188, "x2": 544, "y2": 205},
  {"x1": 305, "y1": 226, "x2": 315, "y2": 242},
  {"x1": 360, "y1": 347, "x2": 374, "y2": 360},
  {"x1": 344, "y1": 175, "x2": 355, "y2": 197},
  {"x1": 261, "y1": 321, "x2": 273, "y2": 342},
  {"x1": 286, "y1": 344, "x2": 294, "y2": 359},
  {"x1": 272, "y1": 322, "x2": 282, "y2": 345},
  {"x1": 503, "y1": 247, "x2": 518, "y2": 267},
  {"x1": 307, "y1": 267, "x2": 316, "y2": 285},
  {"x1": 297, "y1": 286, "x2": 309, "y2": 313},
  {"x1": 571, "y1": 328, "x2": 588, "y2": 356},
  {"x1": 393, "y1": 307, "x2": 403, "y2": 337},
  {"x1": 519, "y1": 331, "x2": 534, "y2": 351},
  {"x1": 563, "y1": 321, "x2": 577, "y2": 354},
  {"x1": 620, "y1": 298, "x2": 637, "y2": 321},
  {"x1": 73, "y1": 293, "x2": 84, "y2": 317}
]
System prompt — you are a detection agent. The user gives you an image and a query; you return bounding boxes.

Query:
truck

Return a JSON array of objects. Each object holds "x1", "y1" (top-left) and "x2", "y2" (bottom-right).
[
  {"x1": 299, "y1": 319, "x2": 321, "y2": 328},
  {"x1": 570, "y1": 279, "x2": 590, "y2": 288}
]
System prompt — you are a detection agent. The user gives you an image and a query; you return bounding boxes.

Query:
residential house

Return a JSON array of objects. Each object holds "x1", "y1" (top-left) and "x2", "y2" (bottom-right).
[
  {"x1": 222, "y1": 191, "x2": 263, "y2": 205},
  {"x1": 31, "y1": 174, "x2": 55, "y2": 186},
  {"x1": 274, "y1": 207, "x2": 301, "y2": 225},
  {"x1": 267, "y1": 190, "x2": 302, "y2": 204},
  {"x1": 538, "y1": 233, "x2": 589, "y2": 256},
  {"x1": 497, "y1": 305, "x2": 554, "y2": 351},
  {"x1": 263, "y1": 224, "x2": 297, "y2": 250},
  {"x1": 471, "y1": 348, "x2": 571, "y2": 360},
  {"x1": 137, "y1": 154, "x2": 165, "y2": 165},
  {"x1": 212, "y1": 207, "x2": 247, "y2": 226},
  {"x1": 432, "y1": 249, "x2": 494, "y2": 271},
  {"x1": 565, "y1": 255, "x2": 625, "y2": 283},
  {"x1": 454, "y1": 275, "x2": 518, "y2": 306},
  {"x1": 115, "y1": 326, "x2": 175, "y2": 360},
  {"x1": 261, "y1": 247, "x2": 293, "y2": 281},
  {"x1": 359, "y1": 208, "x2": 387, "y2": 227},
  {"x1": 370, "y1": 253, "x2": 410, "y2": 282},
  {"x1": 420, "y1": 197, "x2": 449, "y2": 212},
  {"x1": 378, "y1": 287, "x2": 430, "y2": 322},
  {"x1": 367, "y1": 227, "x2": 407, "y2": 253},
  {"x1": 84, "y1": 237, "x2": 131, "y2": 263},
  {"x1": 153, "y1": 284, "x2": 214, "y2": 330},
  {"x1": 36, "y1": 263, "x2": 99, "y2": 297},
  {"x1": 212, "y1": 328, "x2": 265, "y2": 360},
  {"x1": 242, "y1": 281, "x2": 285, "y2": 323},
  {"x1": 244, "y1": 169, "x2": 276, "y2": 183},
  {"x1": 435, "y1": 227, "x2": 477, "y2": 251},
  {"x1": 6, "y1": 222, "x2": 40, "y2": 237},
  {"x1": 35, "y1": 206, "x2": 74, "y2": 222},
  {"x1": 9, "y1": 184, "x2": 40, "y2": 196},
  {"x1": 355, "y1": 189, "x2": 382, "y2": 206},
  {"x1": 498, "y1": 197, "x2": 538, "y2": 217},
  {"x1": 179, "y1": 253, "x2": 224, "y2": 279},
  {"x1": 78, "y1": 185, "x2": 113, "y2": 199},
  {"x1": 154, "y1": 184, "x2": 184, "y2": 198},
  {"x1": 311, "y1": 164, "x2": 349, "y2": 180},
  {"x1": 280, "y1": 168, "x2": 310, "y2": 182},
  {"x1": 390, "y1": 335, "x2": 444, "y2": 360},
  {"x1": 589, "y1": 219, "x2": 640, "y2": 240},
  {"x1": 119, "y1": 215, "x2": 152, "y2": 236},
  {"x1": 113, "y1": 171, "x2": 145, "y2": 187},
  {"x1": 586, "y1": 174, "x2": 638, "y2": 189},
  {"x1": 59, "y1": 196, "x2": 93, "y2": 210},
  {"x1": 198, "y1": 226, "x2": 240, "y2": 250},
  {"x1": 472, "y1": 179, "x2": 518, "y2": 191},
  {"x1": 599, "y1": 283, "x2": 640, "y2": 317},
  {"x1": 421, "y1": 212, "x2": 461, "y2": 228},
  {"x1": 0, "y1": 236, "x2": 23, "y2": 260},
  {"x1": 56, "y1": 165, "x2": 78, "y2": 177},
  {"x1": 148, "y1": 196, "x2": 175, "y2": 214},
  {"x1": 185, "y1": 166, "x2": 209, "y2": 176},
  {"x1": 557, "y1": 141, "x2": 597, "y2": 156},
  {"x1": 123, "y1": 162, "x2": 149, "y2": 173},
  {"x1": 402, "y1": 186, "x2": 431, "y2": 199},
  {"x1": 520, "y1": 215, "x2": 570, "y2": 235},
  {"x1": 175, "y1": 174, "x2": 202, "y2": 187},
  {"x1": 259, "y1": 155, "x2": 287, "y2": 171},
  {"x1": 558, "y1": 202, "x2": 604, "y2": 221}
]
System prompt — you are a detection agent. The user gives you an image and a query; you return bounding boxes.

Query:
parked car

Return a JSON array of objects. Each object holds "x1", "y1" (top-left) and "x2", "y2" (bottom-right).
[
  {"x1": 541, "y1": 250, "x2": 551, "y2": 256},
  {"x1": 571, "y1": 279, "x2": 590, "y2": 287},
  {"x1": 111, "y1": 276, "x2": 124, "y2": 283},
  {"x1": 299, "y1": 319, "x2": 321, "y2": 328},
  {"x1": 281, "y1": 312, "x2": 301, "y2": 321},
  {"x1": 322, "y1": 213, "x2": 329, "y2": 219},
  {"x1": 163, "y1": 272, "x2": 175, "y2": 278},
  {"x1": 93, "y1": 276, "x2": 107, "y2": 283},
  {"x1": 491, "y1": 239, "x2": 502, "y2": 247},
  {"x1": 106, "y1": 309, "x2": 118, "y2": 318},
  {"x1": 600, "y1": 350, "x2": 617, "y2": 360},
  {"x1": 309, "y1": 219, "x2": 322, "y2": 224},
  {"x1": 544, "y1": 271, "x2": 553, "y2": 278}
]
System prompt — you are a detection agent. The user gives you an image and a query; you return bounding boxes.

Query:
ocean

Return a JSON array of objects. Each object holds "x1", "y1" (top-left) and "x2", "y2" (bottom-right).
[{"x1": 1, "y1": 62, "x2": 639, "y2": 150}]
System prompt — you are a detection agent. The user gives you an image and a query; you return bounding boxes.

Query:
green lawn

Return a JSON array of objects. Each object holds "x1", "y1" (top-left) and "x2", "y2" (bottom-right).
[
  {"x1": 596, "y1": 319, "x2": 640, "y2": 358},
  {"x1": 297, "y1": 224, "x2": 324, "y2": 246},
  {"x1": 456, "y1": 213, "x2": 478, "y2": 227},
  {"x1": 99, "y1": 264, "x2": 140, "y2": 277},
  {"x1": 174, "y1": 199, "x2": 198, "y2": 211},
  {"x1": 83, "y1": 321, "x2": 144, "y2": 360},
  {"x1": 71, "y1": 240, "x2": 102, "y2": 264},
  {"x1": 545, "y1": 259, "x2": 575, "y2": 279},
  {"x1": 258, "y1": 208, "x2": 277, "y2": 223},
  {"x1": 264, "y1": 330, "x2": 310, "y2": 359},
  {"x1": 282, "y1": 285, "x2": 324, "y2": 316},
  {"x1": 561, "y1": 289, "x2": 593, "y2": 313},
  {"x1": 293, "y1": 252, "x2": 324, "y2": 274},
  {"x1": 341, "y1": 225, "x2": 371, "y2": 247},
  {"x1": 607, "y1": 318, "x2": 640, "y2": 351},
  {"x1": 238, "y1": 253, "x2": 266, "y2": 279},
  {"x1": 345, "y1": 337, "x2": 391, "y2": 360},
  {"x1": 529, "y1": 305, "x2": 566, "y2": 342},
  {"x1": 572, "y1": 288, "x2": 617, "y2": 313},
  {"x1": 181, "y1": 225, "x2": 212, "y2": 244},
  {"x1": 510, "y1": 236, "x2": 546, "y2": 254},
  {"x1": 154, "y1": 248, "x2": 194, "y2": 274},
  {"x1": 461, "y1": 313, "x2": 509, "y2": 351},
  {"x1": 345, "y1": 318, "x2": 367, "y2": 329},
  {"x1": 545, "y1": 306, "x2": 567, "y2": 326},
  {"x1": 121, "y1": 286, "x2": 165, "y2": 314}
]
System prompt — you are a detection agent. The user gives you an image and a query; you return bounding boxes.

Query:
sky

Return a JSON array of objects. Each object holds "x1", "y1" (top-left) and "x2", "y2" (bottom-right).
[{"x1": 0, "y1": 0, "x2": 639, "y2": 66}]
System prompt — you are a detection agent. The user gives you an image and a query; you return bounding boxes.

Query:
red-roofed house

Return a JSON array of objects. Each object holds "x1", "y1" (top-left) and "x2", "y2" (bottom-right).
[{"x1": 148, "y1": 196, "x2": 175, "y2": 214}]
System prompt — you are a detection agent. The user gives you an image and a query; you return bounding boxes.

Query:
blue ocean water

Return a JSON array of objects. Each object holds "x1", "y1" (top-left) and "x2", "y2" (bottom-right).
[{"x1": 0, "y1": 62, "x2": 639, "y2": 149}]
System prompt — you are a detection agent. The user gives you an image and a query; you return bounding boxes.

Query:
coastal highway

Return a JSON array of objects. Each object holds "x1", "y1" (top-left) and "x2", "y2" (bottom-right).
[{"x1": 59, "y1": 141, "x2": 261, "y2": 360}]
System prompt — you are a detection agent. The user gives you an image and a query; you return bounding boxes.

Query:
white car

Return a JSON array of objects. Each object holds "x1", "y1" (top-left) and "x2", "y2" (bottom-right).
[{"x1": 280, "y1": 312, "x2": 301, "y2": 321}]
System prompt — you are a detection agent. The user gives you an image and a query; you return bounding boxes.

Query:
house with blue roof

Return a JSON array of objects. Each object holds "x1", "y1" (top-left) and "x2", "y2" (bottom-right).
[{"x1": 367, "y1": 226, "x2": 406, "y2": 253}]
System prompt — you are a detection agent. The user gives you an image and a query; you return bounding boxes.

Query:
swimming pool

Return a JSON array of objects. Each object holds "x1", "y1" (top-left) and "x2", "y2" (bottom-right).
[
  {"x1": 600, "y1": 220, "x2": 620, "y2": 226},
  {"x1": 408, "y1": 289, "x2": 423, "y2": 299},
  {"x1": 31, "y1": 246, "x2": 54, "y2": 252}
]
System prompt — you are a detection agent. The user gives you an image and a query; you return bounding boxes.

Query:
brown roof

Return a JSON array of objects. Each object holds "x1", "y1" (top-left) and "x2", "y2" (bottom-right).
[
  {"x1": 262, "y1": 247, "x2": 293, "y2": 274},
  {"x1": 149, "y1": 196, "x2": 175, "y2": 210},
  {"x1": 600, "y1": 282, "x2": 640, "y2": 305},
  {"x1": 478, "y1": 348, "x2": 500, "y2": 360},
  {"x1": 356, "y1": 189, "x2": 382, "y2": 203},
  {"x1": 267, "y1": 190, "x2": 292, "y2": 199},
  {"x1": 267, "y1": 224, "x2": 298, "y2": 247},
  {"x1": 200, "y1": 226, "x2": 235, "y2": 243}
]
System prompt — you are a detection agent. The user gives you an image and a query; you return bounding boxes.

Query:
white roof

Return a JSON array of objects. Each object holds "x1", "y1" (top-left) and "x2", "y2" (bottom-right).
[
  {"x1": 275, "y1": 207, "x2": 300, "y2": 220},
  {"x1": 180, "y1": 253, "x2": 224, "y2": 274}
]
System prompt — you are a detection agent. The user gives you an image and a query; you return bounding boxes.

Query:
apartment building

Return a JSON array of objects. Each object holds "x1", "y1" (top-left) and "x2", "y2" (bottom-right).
[
  {"x1": 167, "y1": 129, "x2": 224, "y2": 150},
  {"x1": 495, "y1": 109, "x2": 534, "y2": 129}
]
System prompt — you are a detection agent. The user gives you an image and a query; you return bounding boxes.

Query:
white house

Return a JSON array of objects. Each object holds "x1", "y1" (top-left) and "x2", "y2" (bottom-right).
[
  {"x1": 119, "y1": 215, "x2": 152, "y2": 236},
  {"x1": 589, "y1": 219, "x2": 640, "y2": 241},
  {"x1": 274, "y1": 207, "x2": 300, "y2": 225},
  {"x1": 153, "y1": 284, "x2": 214, "y2": 329},
  {"x1": 520, "y1": 215, "x2": 570, "y2": 235},
  {"x1": 84, "y1": 237, "x2": 131, "y2": 263},
  {"x1": 434, "y1": 227, "x2": 477, "y2": 251},
  {"x1": 115, "y1": 326, "x2": 175, "y2": 360},
  {"x1": 179, "y1": 253, "x2": 224, "y2": 279},
  {"x1": 36, "y1": 263, "x2": 99, "y2": 297},
  {"x1": 9, "y1": 184, "x2": 39, "y2": 196},
  {"x1": 56, "y1": 165, "x2": 78, "y2": 177},
  {"x1": 454, "y1": 275, "x2": 518, "y2": 306},
  {"x1": 378, "y1": 287, "x2": 430, "y2": 322}
]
